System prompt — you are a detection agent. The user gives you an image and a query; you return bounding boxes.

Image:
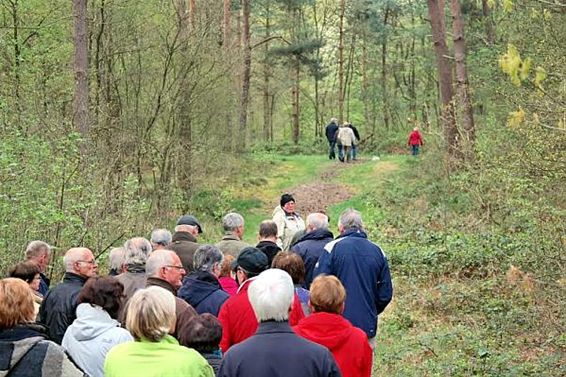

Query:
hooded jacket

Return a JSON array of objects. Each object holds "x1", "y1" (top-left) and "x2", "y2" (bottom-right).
[
  {"x1": 294, "y1": 312, "x2": 372, "y2": 377},
  {"x1": 39, "y1": 272, "x2": 88, "y2": 344},
  {"x1": 0, "y1": 324, "x2": 83, "y2": 377},
  {"x1": 325, "y1": 121, "x2": 339, "y2": 143},
  {"x1": 314, "y1": 229, "x2": 393, "y2": 338},
  {"x1": 178, "y1": 271, "x2": 230, "y2": 317},
  {"x1": 62, "y1": 303, "x2": 133, "y2": 377},
  {"x1": 291, "y1": 228, "x2": 334, "y2": 289},
  {"x1": 255, "y1": 240, "x2": 281, "y2": 266}
]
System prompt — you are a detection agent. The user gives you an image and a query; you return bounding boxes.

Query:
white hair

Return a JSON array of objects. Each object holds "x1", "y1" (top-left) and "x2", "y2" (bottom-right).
[
  {"x1": 338, "y1": 208, "x2": 363, "y2": 230},
  {"x1": 248, "y1": 269, "x2": 294, "y2": 322},
  {"x1": 123, "y1": 237, "x2": 152, "y2": 267},
  {"x1": 150, "y1": 229, "x2": 172, "y2": 246},
  {"x1": 306, "y1": 213, "x2": 329, "y2": 230},
  {"x1": 222, "y1": 213, "x2": 244, "y2": 232},
  {"x1": 174, "y1": 224, "x2": 198, "y2": 233},
  {"x1": 63, "y1": 248, "x2": 91, "y2": 272},
  {"x1": 25, "y1": 240, "x2": 51, "y2": 259},
  {"x1": 108, "y1": 247, "x2": 126, "y2": 271},
  {"x1": 146, "y1": 250, "x2": 176, "y2": 277}
]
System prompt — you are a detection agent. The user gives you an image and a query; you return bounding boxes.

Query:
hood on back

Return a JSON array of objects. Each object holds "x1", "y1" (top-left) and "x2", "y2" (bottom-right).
[
  {"x1": 178, "y1": 272, "x2": 220, "y2": 307},
  {"x1": 297, "y1": 229, "x2": 334, "y2": 243},
  {"x1": 67, "y1": 303, "x2": 121, "y2": 341},
  {"x1": 295, "y1": 312, "x2": 354, "y2": 350}
]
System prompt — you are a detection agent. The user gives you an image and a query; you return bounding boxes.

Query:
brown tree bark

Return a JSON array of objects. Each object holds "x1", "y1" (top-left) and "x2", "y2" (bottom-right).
[
  {"x1": 427, "y1": 0, "x2": 458, "y2": 159},
  {"x1": 239, "y1": 0, "x2": 251, "y2": 150},
  {"x1": 481, "y1": 0, "x2": 495, "y2": 46},
  {"x1": 189, "y1": 0, "x2": 196, "y2": 30},
  {"x1": 73, "y1": 0, "x2": 89, "y2": 139},
  {"x1": 223, "y1": 0, "x2": 231, "y2": 48},
  {"x1": 381, "y1": 6, "x2": 390, "y2": 130},
  {"x1": 451, "y1": 0, "x2": 475, "y2": 155},
  {"x1": 291, "y1": 58, "x2": 300, "y2": 144},
  {"x1": 262, "y1": 4, "x2": 272, "y2": 142},
  {"x1": 337, "y1": 0, "x2": 345, "y2": 124}
]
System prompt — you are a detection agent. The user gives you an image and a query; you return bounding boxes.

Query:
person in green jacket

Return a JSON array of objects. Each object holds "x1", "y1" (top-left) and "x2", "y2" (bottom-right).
[{"x1": 104, "y1": 286, "x2": 214, "y2": 377}]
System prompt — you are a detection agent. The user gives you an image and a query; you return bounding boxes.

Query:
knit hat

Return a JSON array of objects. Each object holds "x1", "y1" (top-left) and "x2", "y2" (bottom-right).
[{"x1": 280, "y1": 194, "x2": 295, "y2": 208}]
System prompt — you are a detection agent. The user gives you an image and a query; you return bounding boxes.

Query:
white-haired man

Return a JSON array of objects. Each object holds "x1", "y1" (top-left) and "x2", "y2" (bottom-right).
[
  {"x1": 145, "y1": 249, "x2": 197, "y2": 338},
  {"x1": 314, "y1": 208, "x2": 393, "y2": 347},
  {"x1": 216, "y1": 212, "x2": 250, "y2": 258},
  {"x1": 218, "y1": 269, "x2": 340, "y2": 377},
  {"x1": 116, "y1": 237, "x2": 152, "y2": 301},
  {"x1": 25, "y1": 240, "x2": 53, "y2": 296},
  {"x1": 169, "y1": 215, "x2": 202, "y2": 272},
  {"x1": 150, "y1": 228, "x2": 172, "y2": 250},
  {"x1": 291, "y1": 213, "x2": 334, "y2": 289},
  {"x1": 39, "y1": 247, "x2": 98, "y2": 344}
]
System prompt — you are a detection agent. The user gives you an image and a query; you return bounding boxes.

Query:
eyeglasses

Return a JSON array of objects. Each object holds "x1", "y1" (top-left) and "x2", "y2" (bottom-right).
[
  {"x1": 164, "y1": 265, "x2": 185, "y2": 271},
  {"x1": 77, "y1": 260, "x2": 96, "y2": 265}
]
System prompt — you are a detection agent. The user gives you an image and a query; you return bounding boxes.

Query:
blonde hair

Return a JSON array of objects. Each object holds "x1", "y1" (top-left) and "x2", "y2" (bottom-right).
[
  {"x1": 0, "y1": 278, "x2": 36, "y2": 329},
  {"x1": 125, "y1": 286, "x2": 176, "y2": 342},
  {"x1": 309, "y1": 275, "x2": 346, "y2": 314}
]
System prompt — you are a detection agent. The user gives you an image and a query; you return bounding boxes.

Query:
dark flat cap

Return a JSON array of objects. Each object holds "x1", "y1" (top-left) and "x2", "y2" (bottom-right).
[{"x1": 177, "y1": 215, "x2": 203, "y2": 233}]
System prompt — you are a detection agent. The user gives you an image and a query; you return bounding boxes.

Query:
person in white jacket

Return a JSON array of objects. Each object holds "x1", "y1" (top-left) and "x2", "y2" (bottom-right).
[
  {"x1": 62, "y1": 276, "x2": 133, "y2": 377},
  {"x1": 272, "y1": 194, "x2": 306, "y2": 251},
  {"x1": 337, "y1": 123, "x2": 356, "y2": 163}
]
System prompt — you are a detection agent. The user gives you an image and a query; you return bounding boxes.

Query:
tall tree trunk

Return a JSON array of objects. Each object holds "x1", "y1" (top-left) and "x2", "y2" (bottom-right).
[
  {"x1": 9, "y1": 0, "x2": 22, "y2": 128},
  {"x1": 73, "y1": 0, "x2": 90, "y2": 139},
  {"x1": 337, "y1": 0, "x2": 345, "y2": 124},
  {"x1": 381, "y1": 6, "x2": 390, "y2": 130},
  {"x1": 481, "y1": 0, "x2": 495, "y2": 46},
  {"x1": 427, "y1": 0, "x2": 458, "y2": 159},
  {"x1": 239, "y1": 0, "x2": 251, "y2": 150},
  {"x1": 451, "y1": 0, "x2": 475, "y2": 156},
  {"x1": 360, "y1": 28, "x2": 373, "y2": 134},
  {"x1": 223, "y1": 0, "x2": 231, "y2": 48},
  {"x1": 291, "y1": 58, "x2": 300, "y2": 144},
  {"x1": 262, "y1": 4, "x2": 272, "y2": 142},
  {"x1": 189, "y1": 0, "x2": 196, "y2": 30}
]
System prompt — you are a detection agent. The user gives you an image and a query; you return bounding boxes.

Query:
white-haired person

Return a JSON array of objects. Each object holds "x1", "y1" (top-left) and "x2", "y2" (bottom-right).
[
  {"x1": 104, "y1": 286, "x2": 214, "y2": 377},
  {"x1": 218, "y1": 269, "x2": 340, "y2": 377},
  {"x1": 115, "y1": 237, "x2": 152, "y2": 301},
  {"x1": 216, "y1": 212, "x2": 250, "y2": 258},
  {"x1": 150, "y1": 228, "x2": 172, "y2": 251}
]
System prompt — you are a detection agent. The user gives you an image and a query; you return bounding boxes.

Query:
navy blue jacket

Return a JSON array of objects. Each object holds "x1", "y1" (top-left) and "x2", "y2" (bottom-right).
[
  {"x1": 38, "y1": 272, "x2": 50, "y2": 296},
  {"x1": 291, "y1": 229, "x2": 334, "y2": 289},
  {"x1": 178, "y1": 271, "x2": 229, "y2": 317},
  {"x1": 218, "y1": 321, "x2": 341, "y2": 377},
  {"x1": 325, "y1": 122, "x2": 339, "y2": 143},
  {"x1": 314, "y1": 229, "x2": 392, "y2": 338}
]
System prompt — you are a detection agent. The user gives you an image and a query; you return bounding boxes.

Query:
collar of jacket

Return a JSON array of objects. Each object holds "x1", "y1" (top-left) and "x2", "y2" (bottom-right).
[
  {"x1": 221, "y1": 233, "x2": 240, "y2": 241},
  {"x1": 236, "y1": 276, "x2": 256, "y2": 294},
  {"x1": 338, "y1": 228, "x2": 367, "y2": 239},
  {"x1": 0, "y1": 323, "x2": 49, "y2": 341},
  {"x1": 146, "y1": 277, "x2": 177, "y2": 295},
  {"x1": 297, "y1": 228, "x2": 334, "y2": 243},
  {"x1": 63, "y1": 272, "x2": 88, "y2": 284},
  {"x1": 172, "y1": 231, "x2": 197, "y2": 243},
  {"x1": 126, "y1": 264, "x2": 146, "y2": 274},
  {"x1": 187, "y1": 270, "x2": 220, "y2": 287},
  {"x1": 256, "y1": 320, "x2": 293, "y2": 335}
]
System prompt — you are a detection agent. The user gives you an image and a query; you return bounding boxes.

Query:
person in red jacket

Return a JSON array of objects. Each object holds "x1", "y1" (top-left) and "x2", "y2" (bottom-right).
[
  {"x1": 407, "y1": 126, "x2": 424, "y2": 156},
  {"x1": 294, "y1": 275, "x2": 372, "y2": 377}
]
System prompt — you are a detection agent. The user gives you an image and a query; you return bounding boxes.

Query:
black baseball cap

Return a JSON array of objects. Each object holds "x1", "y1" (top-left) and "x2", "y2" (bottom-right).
[
  {"x1": 176, "y1": 215, "x2": 203, "y2": 234},
  {"x1": 231, "y1": 247, "x2": 269, "y2": 275}
]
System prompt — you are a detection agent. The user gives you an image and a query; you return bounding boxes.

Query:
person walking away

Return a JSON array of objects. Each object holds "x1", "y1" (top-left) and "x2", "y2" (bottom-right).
[
  {"x1": 407, "y1": 126, "x2": 424, "y2": 156},
  {"x1": 347, "y1": 123, "x2": 360, "y2": 160},
  {"x1": 325, "y1": 118, "x2": 339, "y2": 160},
  {"x1": 337, "y1": 123, "x2": 356, "y2": 163}
]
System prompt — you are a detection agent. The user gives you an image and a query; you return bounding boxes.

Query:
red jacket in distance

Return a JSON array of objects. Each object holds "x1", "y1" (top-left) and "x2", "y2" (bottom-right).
[
  {"x1": 408, "y1": 130, "x2": 424, "y2": 146},
  {"x1": 219, "y1": 278, "x2": 305, "y2": 353},
  {"x1": 294, "y1": 312, "x2": 372, "y2": 377}
]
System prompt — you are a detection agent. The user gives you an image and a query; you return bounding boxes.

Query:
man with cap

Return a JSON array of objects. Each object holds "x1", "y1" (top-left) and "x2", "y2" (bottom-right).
[
  {"x1": 169, "y1": 215, "x2": 202, "y2": 272},
  {"x1": 272, "y1": 194, "x2": 305, "y2": 251}
]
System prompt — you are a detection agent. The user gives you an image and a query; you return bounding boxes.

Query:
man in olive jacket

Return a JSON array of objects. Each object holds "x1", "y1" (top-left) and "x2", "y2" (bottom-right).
[{"x1": 169, "y1": 215, "x2": 202, "y2": 272}]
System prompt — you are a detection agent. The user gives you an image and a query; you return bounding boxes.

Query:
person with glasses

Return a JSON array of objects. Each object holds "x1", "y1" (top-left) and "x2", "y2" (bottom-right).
[
  {"x1": 145, "y1": 249, "x2": 197, "y2": 339},
  {"x1": 39, "y1": 247, "x2": 98, "y2": 344},
  {"x1": 8, "y1": 260, "x2": 44, "y2": 317}
]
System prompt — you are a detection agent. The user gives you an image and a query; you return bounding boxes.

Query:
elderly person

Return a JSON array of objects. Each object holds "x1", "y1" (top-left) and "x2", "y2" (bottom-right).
[
  {"x1": 337, "y1": 122, "x2": 356, "y2": 163},
  {"x1": 145, "y1": 249, "x2": 197, "y2": 338},
  {"x1": 178, "y1": 313, "x2": 223, "y2": 376},
  {"x1": 0, "y1": 278, "x2": 83, "y2": 376},
  {"x1": 150, "y1": 228, "x2": 172, "y2": 250},
  {"x1": 104, "y1": 286, "x2": 214, "y2": 377},
  {"x1": 314, "y1": 208, "x2": 393, "y2": 347},
  {"x1": 255, "y1": 220, "x2": 281, "y2": 266},
  {"x1": 218, "y1": 269, "x2": 340, "y2": 377},
  {"x1": 325, "y1": 117, "x2": 339, "y2": 160},
  {"x1": 178, "y1": 245, "x2": 229, "y2": 316},
  {"x1": 291, "y1": 212, "x2": 334, "y2": 289},
  {"x1": 25, "y1": 240, "x2": 53, "y2": 296},
  {"x1": 216, "y1": 212, "x2": 250, "y2": 258},
  {"x1": 294, "y1": 275, "x2": 372, "y2": 377},
  {"x1": 115, "y1": 237, "x2": 152, "y2": 301},
  {"x1": 108, "y1": 247, "x2": 125, "y2": 276},
  {"x1": 169, "y1": 215, "x2": 202, "y2": 272},
  {"x1": 39, "y1": 247, "x2": 98, "y2": 344},
  {"x1": 8, "y1": 261, "x2": 43, "y2": 315},
  {"x1": 62, "y1": 277, "x2": 133, "y2": 377},
  {"x1": 272, "y1": 251, "x2": 309, "y2": 317},
  {"x1": 272, "y1": 194, "x2": 305, "y2": 251}
]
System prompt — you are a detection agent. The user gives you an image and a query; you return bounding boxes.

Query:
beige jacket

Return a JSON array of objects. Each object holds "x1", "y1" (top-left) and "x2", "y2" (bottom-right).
[
  {"x1": 272, "y1": 206, "x2": 306, "y2": 251},
  {"x1": 337, "y1": 127, "x2": 356, "y2": 147}
]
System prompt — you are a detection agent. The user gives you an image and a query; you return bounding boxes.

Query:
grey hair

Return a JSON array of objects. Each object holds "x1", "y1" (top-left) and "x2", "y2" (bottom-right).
[
  {"x1": 306, "y1": 213, "x2": 329, "y2": 230},
  {"x1": 222, "y1": 212, "x2": 244, "y2": 232},
  {"x1": 123, "y1": 237, "x2": 152, "y2": 267},
  {"x1": 25, "y1": 240, "x2": 51, "y2": 259},
  {"x1": 174, "y1": 224, "x2": 198, "y2": 233},
  {"x1": 249, "y1": 269, "x2": 294, "y2": 322},
  {"x1": 193, "y1": 245, "x2": 224, "y2": 273},
  {"x1": 146, "y1": 250, "x2": 176, "y2": 277},
  {"x1": 338, "y1": 208, "x2": 363, "y2": 230},
  {"x1": 63, "y1": 248, "x2": 91, "y2": 272},
  {"x1": 150, "y1": 229, "x2": 172, "y2": 246},
  {"x1": 108, "y1": 247, "x2": 126, "y2": 271}
]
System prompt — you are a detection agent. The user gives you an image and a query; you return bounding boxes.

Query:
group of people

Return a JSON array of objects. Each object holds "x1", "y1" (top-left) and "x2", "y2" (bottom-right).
[{"x1": 0, "y1": 195, "x2": 393, "y2": 377}]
